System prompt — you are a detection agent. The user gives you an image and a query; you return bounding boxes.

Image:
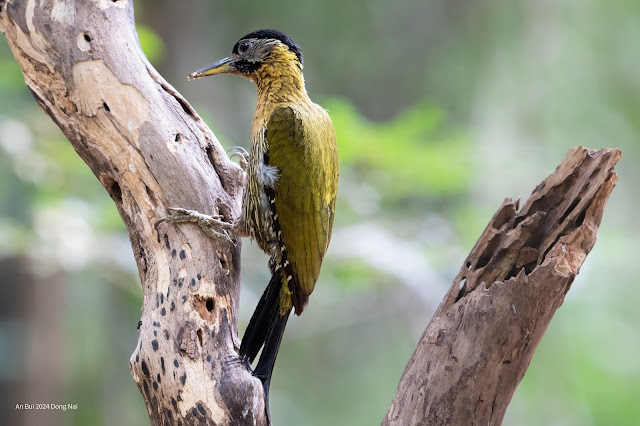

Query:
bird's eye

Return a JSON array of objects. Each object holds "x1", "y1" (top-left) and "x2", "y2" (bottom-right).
[{"x1": 238, "y1": 41, "x2": 251, "y2": 54}]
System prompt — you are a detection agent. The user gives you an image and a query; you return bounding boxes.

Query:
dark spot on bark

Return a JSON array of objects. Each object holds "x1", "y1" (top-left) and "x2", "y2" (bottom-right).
[
  {"x1": 182, "y1": 296, "x2": 187, "y2": 303},
  {"x1": 192, "y1": 408, "x2": 198, "y2": 417},
  {"x1": 171, "y1": 249, "x2": 177, "y2": 258},
  {"x1": 190, "y1": 278, "x2": 195, "y2": 287},
  {"x1": 576, "y1": 208, "x2": 587, "y2": 226},
  {"x1": 206, "y1": 354, "x2": 211, "y2": 362},
  {"x1": 560, "y1": 198, "x2": 580, "y2": 224},
  {"x1": 197, "y1": 273, "x2": 202, "y2": 280},
  {"x1": 176, "y1": 97, "x2": 192, "y2": 115},
  {"x1": 108, "y1": 180, "x2": 122, "y2": 202},
  {"x1": 164, "y1": 329, "x2": 170, "y2": 340},
  {"x1": 139, "y1": 247, "x2": 148, "y2": 276},
  {"x1": 160, "y1": 294, "x2": 164, "y2": 304},
  {"x1": 219, "y1": 255, "x2": 227, "y2": 270},
  {"x1": 206, "y1": 298, "x2": 214, "y2": 312},
  {"x1": 157, "y1": 232, "x2": 161, "y2": 244},
  {"x1": 503, "y1": 359, "x2": 511, "y2": 364},
  {"x1": 175, "y1": 133, "x2": 182, "y2": 142},
  {"x1": 161, "y1": 357, "x2": 165, "y2": 374},
  {"x1": 164, "y1": 234, "x2": 170, "y2": 250},
  {"x1": 177, "y1": 395, "x2": 182, "y2": 402},
  {"x1": 455, "y1": 278, "x2": 467, "y2": 302},
  {"x1": 102, "y1": 102, "x2": 110, "y2": 112},
  {"x1": 156, "y1": 294, "x2": 159, "y2": 308},
  {"x1": 167, "y1": 287, "x2": 171, "y2": 297},
  {"x1": 153, "y1": 330, "x2": 157, "y2": 337},
  {"x1": 196, "y1": 329, "x2": 203, "y2": 346},
  {"x1": 180, "y1": 250, "x2": 186, "y2": 259},
  {"x1": 153, "y1": 381, "x2": 158, "y2": 391},
  {"x1": 171, "y1": 397, "x2": 178, "y2": 412},
  {"x1": 476, "y1": 234, "x2": 500, "y2": 269},
  {"x1": 210, "y1": 329, "x2": 215, "y2": 338},
  {"x1": 504, "y1": 266, "x2": 521, "y2": 282},
  {"x1": 135, "y1": 354, "x2": 139, "y2": 363},
  {"x1": 180, "y1": 374, "x2": 186, "y2": 385},
  {"x1": 83, "y1": 32, "x2": 92, "y2": 42},
  {"x1": 161, "y1": 307, "x2": 166, "y2": 316},
  {"x1": 152, "y1": 339, "x2": 159, "y2": 351},
  {"x1": 137, "y1": 320, "x2": 142, "y2": 329},
  {"x1": 143, "y1": 381, "x2": 150, "y2": 398},
  {"x1": 197, "y1": 403, "x2": 206, "y2": 416},
  {"x1": 157, "y1": 373, "x2": 162, "y2": 383},
  {"x1": 141, "y1": 361, "x2": 150, "y2": 377},
  {"x1": 153, "y1": 321, "x2": 160, "y2": 327},
  {"x1": 170, "y1": 301, "x2": 175, "y2": 312},
  {"x1": 174, "y1": 359, "x2": 179, "y2": 368}
]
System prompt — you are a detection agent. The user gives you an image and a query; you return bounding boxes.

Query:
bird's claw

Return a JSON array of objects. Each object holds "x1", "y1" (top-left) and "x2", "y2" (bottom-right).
[
  {"x1": 228, "y1": 146, "x2": 249, "y2": 171},
  {"x1": 158, "y1": 207, "x2": 234, "y2": 244}
]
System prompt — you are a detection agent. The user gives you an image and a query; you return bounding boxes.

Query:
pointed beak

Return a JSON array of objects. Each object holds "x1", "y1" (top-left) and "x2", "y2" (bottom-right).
[{"x1": 187, "y1": 57, "x2": 234, "y2": 81}]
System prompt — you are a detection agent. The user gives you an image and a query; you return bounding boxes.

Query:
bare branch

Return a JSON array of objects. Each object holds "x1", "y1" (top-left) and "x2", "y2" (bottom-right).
[{"x1": 383, "y1": 147, "x2": 620, "y2": 426}]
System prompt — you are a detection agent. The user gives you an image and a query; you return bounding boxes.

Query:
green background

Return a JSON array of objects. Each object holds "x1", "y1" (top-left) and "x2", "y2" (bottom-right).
[{"x1": 0, "y1": 0, "x2": 638, "y2": 425}]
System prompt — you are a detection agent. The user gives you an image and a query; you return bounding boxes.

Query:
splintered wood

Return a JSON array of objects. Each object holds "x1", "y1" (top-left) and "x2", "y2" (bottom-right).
[{"x1": 384, "y1": 147, "x2": 620, "y2": 426}]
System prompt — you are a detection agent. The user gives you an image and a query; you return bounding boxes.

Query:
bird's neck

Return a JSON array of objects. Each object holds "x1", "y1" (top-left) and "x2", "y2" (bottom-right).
[{"x1": 255, "y1": 64, "x2": 309, "y2": 105}]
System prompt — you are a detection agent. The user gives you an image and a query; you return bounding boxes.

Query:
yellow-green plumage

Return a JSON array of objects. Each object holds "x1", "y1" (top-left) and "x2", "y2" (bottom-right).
[
  {"x1": 267, "y1": 104, "x2": 338, "y2": 313},
  {"x1": 186, "y1": 29, "x2": 338, "y2": 418},
  {"x1": 239, "y1": 41, "x2": 338, "y2": 316}
]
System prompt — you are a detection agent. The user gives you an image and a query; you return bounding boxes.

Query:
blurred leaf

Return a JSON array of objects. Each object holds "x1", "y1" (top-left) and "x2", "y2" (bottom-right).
[
  {"x1": 326, "y1": 98, "x2": 470, "y2": 198},
  {"x1": 137, "y1": 25, "x2": 164, "y2": 64}
]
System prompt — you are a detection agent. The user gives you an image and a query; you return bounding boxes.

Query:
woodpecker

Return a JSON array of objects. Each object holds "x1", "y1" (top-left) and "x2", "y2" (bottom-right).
[{"x1": 170, "y1": 29, "x2": 338, "y2": 418}]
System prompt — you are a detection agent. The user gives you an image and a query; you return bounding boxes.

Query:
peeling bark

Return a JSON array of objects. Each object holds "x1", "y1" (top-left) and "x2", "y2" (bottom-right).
[
  {"x1": 0, "y1": 1, "x2": 265, "y2": 425},
  {"x1": 383, "y1": 147, "x2": 620, "y2": 426}
]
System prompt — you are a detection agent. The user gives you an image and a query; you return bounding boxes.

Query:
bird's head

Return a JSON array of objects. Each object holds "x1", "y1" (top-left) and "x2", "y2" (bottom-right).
[{"x1": 188, "y1": 29, "x2": 303, "y2": 83}]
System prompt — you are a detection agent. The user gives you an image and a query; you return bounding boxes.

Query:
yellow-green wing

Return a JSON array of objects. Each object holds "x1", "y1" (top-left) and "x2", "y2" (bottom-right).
[{"x1": 266, "y1": 105, "x2": 338, "y2": 313}]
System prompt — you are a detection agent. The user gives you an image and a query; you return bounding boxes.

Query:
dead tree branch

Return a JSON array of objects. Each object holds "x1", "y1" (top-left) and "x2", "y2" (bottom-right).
[{"x1": 383, "y1": 147, "x2": 620, "y2": 426}]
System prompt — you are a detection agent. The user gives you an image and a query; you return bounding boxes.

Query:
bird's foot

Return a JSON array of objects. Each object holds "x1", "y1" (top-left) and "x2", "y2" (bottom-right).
[
  {"x1": 228, "y1": 146, "x2": 249, "y2": 171},
  {"x1": 158, "y1": 207, "x2": 234, "y2": 244}
]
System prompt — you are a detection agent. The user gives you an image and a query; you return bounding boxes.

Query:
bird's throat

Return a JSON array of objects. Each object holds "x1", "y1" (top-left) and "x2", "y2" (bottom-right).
[{"x1": 255, "y1": 63, "x2": 308, "y2": 104}]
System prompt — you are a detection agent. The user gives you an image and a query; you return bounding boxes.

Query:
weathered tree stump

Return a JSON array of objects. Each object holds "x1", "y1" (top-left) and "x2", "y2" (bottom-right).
[{"x1": 383, "y1": 147, "x2": 620, "y2": 425}]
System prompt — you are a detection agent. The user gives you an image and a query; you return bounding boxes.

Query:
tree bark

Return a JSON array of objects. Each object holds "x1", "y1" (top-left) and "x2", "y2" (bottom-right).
[
  {"x1": 0, "y1": 1, "x2": 266, "y2": 425},
  {"x1": 0, "y1": 1, "x2": 620, "y2": 426},
  {"x1": 383, "y1": 147, "x2": 620, "y2": 425}
]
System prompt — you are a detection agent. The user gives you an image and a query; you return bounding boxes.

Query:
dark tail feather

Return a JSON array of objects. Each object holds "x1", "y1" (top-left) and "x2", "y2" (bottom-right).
[
  {"x1": 253, "y1": 307, "x2": 291, "y2": 423},
  {"x1": 239, "y1": 272, "x2": 283, "y2": 364},
  {"x1": 239, "y1": 271, "x2": 292, "y2": 422}
]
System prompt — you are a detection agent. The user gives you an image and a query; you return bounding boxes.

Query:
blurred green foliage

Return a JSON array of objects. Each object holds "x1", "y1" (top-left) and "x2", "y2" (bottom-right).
[
  {"x1": 1, "y1": 1, "x2": 639, "y2": 425},
  {"x1": 329, "y1": 98, "x2": 470, "y2": 197}
]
